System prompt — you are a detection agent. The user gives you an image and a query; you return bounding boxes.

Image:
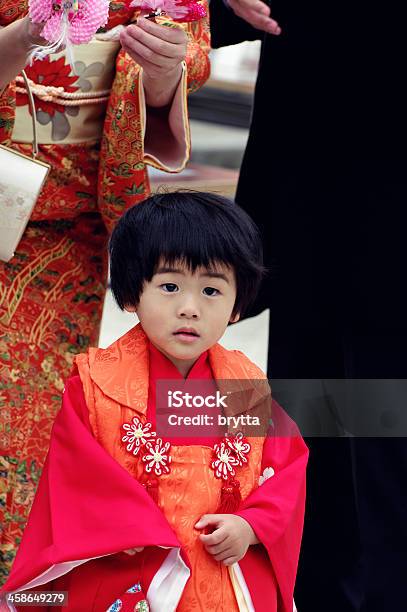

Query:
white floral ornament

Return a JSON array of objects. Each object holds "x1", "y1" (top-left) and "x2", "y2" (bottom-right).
[
  {"x1": 122, "y1": 416, "x2": 156, "y2": 456},
  {"x1": 142, "y1": 438, "x2": 172, "y2": 476},
  {"x1": 212, "y1": 441, "x2": 239, "y2": 480},
  {"x1": 225, "y1": 432, "x2": 251, "y2": 466},
  {"x1": 259, "y1": 466, "x2": 275, "y2": 486}
]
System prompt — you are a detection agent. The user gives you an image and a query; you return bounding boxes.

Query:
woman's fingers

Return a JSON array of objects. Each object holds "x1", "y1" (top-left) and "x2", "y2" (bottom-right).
[
  {"x1": 240, "y1": 0, "x2": 271, "y2": 17},
  {"x1": 120, "y1": 47, "x2": 167, "y2": 76},
  {"x1": 136, "y1": 17, "x2": 187, "y2": 44},
  {"x1": 123, "y1": 25, "x2": 182, "y2": 60},
  {"x1": 121, "y1": 34, "x2": 175, "y2": 68},
  {"x1": 228, "y1": 0, "x2": 281, "y2": 35},
  {"x1": 120, "y1": 17, "x2": 187, "y2": 76},
  {"x1": 25, "y1": 17, "x2": 48, "y2": 46}
]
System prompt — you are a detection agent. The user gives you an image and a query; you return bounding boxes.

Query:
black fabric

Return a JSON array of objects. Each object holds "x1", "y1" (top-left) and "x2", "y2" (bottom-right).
[
  {"x1": 211, "y1": 3, "x2": 407, "y2": 610},
  {"x1": 209, "y1": 0, "x2": 261, "y2": 48}
]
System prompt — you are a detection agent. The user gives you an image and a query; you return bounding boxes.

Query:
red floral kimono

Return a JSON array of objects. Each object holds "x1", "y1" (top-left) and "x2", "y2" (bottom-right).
[
  {"x1": 0, "y1": 324, "x2": 308, "y2": 611},
  {"x1": 0, "y1": 1, "x2": 210, "y2": 583}
]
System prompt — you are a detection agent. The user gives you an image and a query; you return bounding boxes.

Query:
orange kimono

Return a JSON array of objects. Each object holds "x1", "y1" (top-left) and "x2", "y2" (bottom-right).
[
  {"x1": 1, "y1": 324, "x2": 308, "y2": 611},
  {"x1": 0, "y1": 1, "x2": 210, "y2": 583}
]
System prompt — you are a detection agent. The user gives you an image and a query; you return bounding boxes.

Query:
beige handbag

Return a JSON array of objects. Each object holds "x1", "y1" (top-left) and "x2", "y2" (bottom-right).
[{"x1": 0, "y1": 70, "x2": 50, "y2": 262}]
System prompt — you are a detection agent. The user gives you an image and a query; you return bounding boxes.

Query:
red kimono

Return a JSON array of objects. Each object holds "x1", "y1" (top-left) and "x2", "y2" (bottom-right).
[{"x1": 0, "y1": 325, "x2": 308, "y2": 611}]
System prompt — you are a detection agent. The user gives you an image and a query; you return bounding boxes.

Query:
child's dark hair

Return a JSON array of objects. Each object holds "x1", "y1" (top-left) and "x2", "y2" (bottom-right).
[{"x1": 109, "y1": 191, "x2": 265, "y2": 318}]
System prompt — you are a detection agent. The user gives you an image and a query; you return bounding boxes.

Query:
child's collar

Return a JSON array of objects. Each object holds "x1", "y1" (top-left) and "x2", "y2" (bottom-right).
[
  {"x1": 148, "y1": 340, "x2": 209, "y2": 381},
  {"x1": 85, "y1": 323, "x2": 270, "y2": 420}
]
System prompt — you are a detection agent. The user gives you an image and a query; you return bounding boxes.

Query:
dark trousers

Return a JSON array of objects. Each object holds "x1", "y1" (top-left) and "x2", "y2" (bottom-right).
[
  {"x1": 268, "y1": 332, "x2": 407, "y2": 612},
  {"x1": 237, "y1": 158, "x2": 407, "y2": 611}
]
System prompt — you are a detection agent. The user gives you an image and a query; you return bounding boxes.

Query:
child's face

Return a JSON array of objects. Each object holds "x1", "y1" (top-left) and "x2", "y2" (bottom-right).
[{"x1": 129, "y1": 260, "x2": 239, "y2": 376}]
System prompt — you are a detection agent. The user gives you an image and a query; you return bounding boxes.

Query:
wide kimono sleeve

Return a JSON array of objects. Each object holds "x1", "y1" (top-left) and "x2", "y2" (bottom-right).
[
  {"x1": 98, "y1": 6, "x2": 210, "y2": 232},
  {"x1": 0, "y1": 16, "x2": 16, "y2": 145},
  {"x1": 0, "y1": 375, "x2": 190, "y2": 612},
  {"x1": 0, "y1": 79, "x2": 15, "y2": 145},
  {"x1": 141, "y1": 12, "x2": 211, "y2": 172},
  {"x1": 236, "y1": 402, "x2": 309, "y2": 612}
]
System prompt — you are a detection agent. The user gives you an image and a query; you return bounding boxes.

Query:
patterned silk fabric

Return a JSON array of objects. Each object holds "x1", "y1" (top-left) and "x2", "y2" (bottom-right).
[
  {"x1": 76, "y1": 325, "x2": 266, "y2": 610},
  {"x1": 0, "y1": 1, "x2": 210, "y2": 583}
]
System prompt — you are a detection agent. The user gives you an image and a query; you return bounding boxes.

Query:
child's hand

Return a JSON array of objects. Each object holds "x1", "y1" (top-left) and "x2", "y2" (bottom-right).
[
  {"x1": 123, "y1": 546, "x2": 144, "y2": 555},
  {"x1": 195, "y1": 514, "x2": 259, "y2": 566}
]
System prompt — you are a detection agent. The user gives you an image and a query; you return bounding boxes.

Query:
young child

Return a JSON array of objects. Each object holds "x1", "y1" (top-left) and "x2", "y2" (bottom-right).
[{"x1": 1, "y1": 192, "x2": 308, "y2": 612}]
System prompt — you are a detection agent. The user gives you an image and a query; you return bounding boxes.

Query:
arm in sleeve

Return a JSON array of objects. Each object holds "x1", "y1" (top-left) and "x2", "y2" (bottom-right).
[
  {"x1": 98, "y1": 6, "x2": 210, "y2": 229},
  {"x1": 236, "y1": 403, "x2": 309, "y2": 611},
  {"x1": 142, "y1": 5, "x2": 211, "y2": 172}
]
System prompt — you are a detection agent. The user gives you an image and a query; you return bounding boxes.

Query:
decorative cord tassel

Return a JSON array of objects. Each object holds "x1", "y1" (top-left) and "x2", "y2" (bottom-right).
[
  {"x1": 28, "y1": 11, "x2": 71, "y2": 65},
  {"x1": 215, "y1": 479, "x2": 241, "y2": 514},
  {"x1": 143, "y1": 476, "x2": 159, "y2": 504}
]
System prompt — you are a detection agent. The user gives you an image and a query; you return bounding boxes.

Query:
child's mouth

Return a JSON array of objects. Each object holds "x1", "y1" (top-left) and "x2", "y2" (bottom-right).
[{"x1": 174, "y1": 328, "x2": 200, "y2": 342}]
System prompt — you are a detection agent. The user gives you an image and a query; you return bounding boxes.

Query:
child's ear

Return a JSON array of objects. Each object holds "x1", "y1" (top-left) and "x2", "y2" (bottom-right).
[
  {"x1": 124, "y1": 303, "x2": 138, "y2": 313},
  {"x1": 229, "y1": 313, "x2": 240, "y2": 324}
]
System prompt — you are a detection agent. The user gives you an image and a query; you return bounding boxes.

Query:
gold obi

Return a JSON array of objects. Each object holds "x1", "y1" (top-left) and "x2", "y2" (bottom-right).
[{"x1": 12, "y1": 34, "x2": 121, "y2": 145}]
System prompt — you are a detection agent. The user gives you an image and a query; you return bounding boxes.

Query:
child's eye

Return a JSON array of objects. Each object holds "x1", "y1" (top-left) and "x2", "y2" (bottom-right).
[
  {"x1": 161, "y1": 283, "x2": 179, "y2": 293},
  {"x1": 203, "y1": 287, "x2": 220, "y2": 297}
]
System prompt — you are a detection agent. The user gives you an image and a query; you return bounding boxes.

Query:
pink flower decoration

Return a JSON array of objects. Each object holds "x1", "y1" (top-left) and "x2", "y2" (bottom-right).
[
  {"x1": 173, "y1": 0, "x2": 206, "y2": 22},
  {"x1": 29, "y1": 0, "x2": 110, "y2": 46},
  {"x1": 130, "y1": 0, "x2": 206, "y2": 22}
]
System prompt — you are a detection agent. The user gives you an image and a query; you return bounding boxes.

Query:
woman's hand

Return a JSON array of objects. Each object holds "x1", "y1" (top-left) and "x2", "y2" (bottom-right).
[
  {"x1": 0, "y1": 17, "x2": 46, "y2": 56},
  {"x1": 24, "y1": 17, "x2": 48, "y2": 48},
  {"x1": 120, "y1": 17, "x2": 188, "y2": 107},
  {"x1": 227, "y1": 0, "x2": 281, "y2": 35},
  {"x1": 195, "y1": 514, "x2": 259, "y2": 566},
  {"x1": 0, "y1": 17, "x2": 47, "y2": 92}
]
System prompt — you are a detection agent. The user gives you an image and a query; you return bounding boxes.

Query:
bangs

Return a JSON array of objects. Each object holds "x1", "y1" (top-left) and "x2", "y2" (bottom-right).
[{"x1": 144, "y1": 203, "x2": 245, "y2": 279}]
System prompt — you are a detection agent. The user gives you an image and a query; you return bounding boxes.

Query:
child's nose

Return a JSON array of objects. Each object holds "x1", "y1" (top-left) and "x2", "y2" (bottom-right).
[{"x1": 178, "y1": 297, "x2": 200, "y2": 319}]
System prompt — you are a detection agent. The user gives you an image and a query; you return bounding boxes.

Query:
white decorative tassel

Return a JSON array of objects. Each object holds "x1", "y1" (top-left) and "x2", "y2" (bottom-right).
[{"x1": 28, "y1": 11, "x2": 74, "y2": 66}]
